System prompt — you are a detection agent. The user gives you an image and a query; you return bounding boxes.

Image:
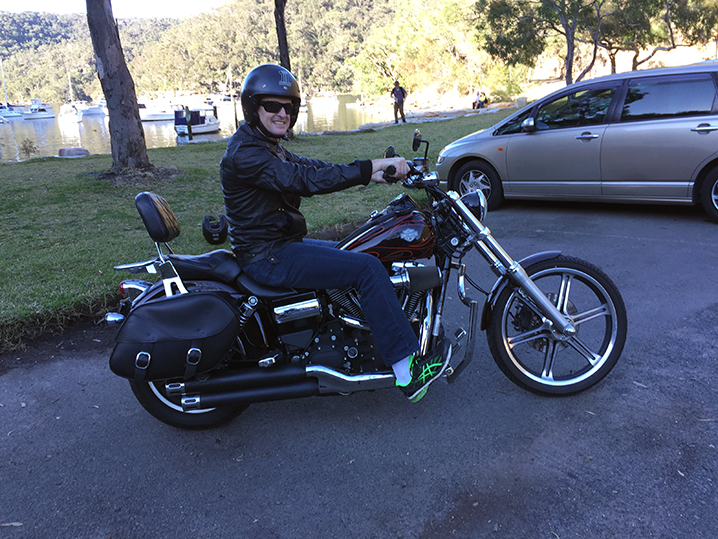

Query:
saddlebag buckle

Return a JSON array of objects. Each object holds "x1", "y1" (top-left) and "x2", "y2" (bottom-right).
[{"x1": 135, "y1": 351, "x2": 151, "y2": 370}]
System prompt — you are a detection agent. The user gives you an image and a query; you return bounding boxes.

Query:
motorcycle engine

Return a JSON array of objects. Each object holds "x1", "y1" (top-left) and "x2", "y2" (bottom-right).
[{"x1": 304, "y1": 320, "x2": 383, "y2": 372}]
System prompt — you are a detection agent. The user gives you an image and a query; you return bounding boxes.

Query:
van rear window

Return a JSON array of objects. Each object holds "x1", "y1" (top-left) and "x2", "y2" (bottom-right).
[{"x1": 621, "y1": 74, "x2": 717, "y2": 121}]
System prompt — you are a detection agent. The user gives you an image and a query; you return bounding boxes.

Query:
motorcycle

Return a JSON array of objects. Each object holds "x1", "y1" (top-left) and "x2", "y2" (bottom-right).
[{"x1": 105, "y1": 130, "x2": 627, "y2": 429}]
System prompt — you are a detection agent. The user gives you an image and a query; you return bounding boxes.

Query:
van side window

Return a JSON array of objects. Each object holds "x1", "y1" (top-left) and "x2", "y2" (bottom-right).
[
  {"x1": 621, "y1": 74, "x2": 717, "y2": 121},
  {"x1": 533, "y1": 87, "x2": 616, "y2": 130}
]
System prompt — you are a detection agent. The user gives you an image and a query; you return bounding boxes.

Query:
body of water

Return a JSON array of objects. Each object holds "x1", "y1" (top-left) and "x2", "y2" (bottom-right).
[{"x1": 0, "y1": 96, "x2": 392, "y2": 164}]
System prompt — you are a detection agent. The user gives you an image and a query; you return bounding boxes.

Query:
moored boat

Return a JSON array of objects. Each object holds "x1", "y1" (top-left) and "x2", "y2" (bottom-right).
[
  {"x1": 0, "y1": 103, "x2": 21, "y2": 118},
  {"x1": 139, "y1": 102, "x2": 174, "y2": 121},
  {"x1": 22, "y1": 99, "x2": 55, "y2": 120},
  {"x1": 76, "y1": 102, "x2": 106, "y2": 118},
  {"x1": 174, "y1": 107, "x2": 220, "y2": 135}
]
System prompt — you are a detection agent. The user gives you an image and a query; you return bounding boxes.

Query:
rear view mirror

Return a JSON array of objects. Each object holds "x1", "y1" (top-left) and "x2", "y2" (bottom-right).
[
  {"x1": 412, "y1": 129, "x2": 430, "y2": 162},
  {"x1": 521, "y1": 117, "x2": 536, "y2": 132},
  {"x1": 412, "y1": 129, "x2": 422, "y2": 152}
]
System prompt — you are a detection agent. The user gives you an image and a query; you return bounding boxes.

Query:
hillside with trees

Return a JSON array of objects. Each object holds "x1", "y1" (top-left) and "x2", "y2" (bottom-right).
[
  {"x1": 2, "y1": 0, "x2": 718, "y2": 105},
  {"x1": 0, "y1": 11, "x2": 180, "y2": 103},
  {"x1": 0, "y1": 1, "x2": 514, "y2": 103}
]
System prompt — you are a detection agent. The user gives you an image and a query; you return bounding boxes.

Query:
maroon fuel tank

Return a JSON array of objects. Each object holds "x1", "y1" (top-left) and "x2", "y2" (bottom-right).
[{"x1": 338, "y1": 194, "x2": 436, "y2": 263}]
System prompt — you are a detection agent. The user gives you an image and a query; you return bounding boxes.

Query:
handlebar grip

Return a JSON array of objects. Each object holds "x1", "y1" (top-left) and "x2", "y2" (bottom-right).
[{"x1": 383, "y1": 165, "x2": 397, "y2": 182}]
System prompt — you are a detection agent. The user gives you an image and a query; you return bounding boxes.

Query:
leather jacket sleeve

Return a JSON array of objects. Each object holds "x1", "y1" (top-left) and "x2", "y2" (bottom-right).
[{"x1": 220, "y1": 123, "x2": 372, "y2": 263}]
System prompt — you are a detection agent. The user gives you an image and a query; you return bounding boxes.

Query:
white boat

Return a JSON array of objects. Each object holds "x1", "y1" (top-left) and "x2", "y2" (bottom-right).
[
  {"x1": 76, "y1": 102, "x2": 106, "y2": 118},
  {"x1": 59, "y1": 103, "x2": 80, "y2": 120},
  {"x1": 138, "y1": 102, "x2": 174, "y2": 121},
  {"x1": 0, "y1": 59, "x2": 21, "y2": 118},
  {"x1": 0, "y1": 103, "x2": 21, "y2": 118},
  {"x1": 22, "y1": 99, "x2": 55, "y2": 120},
  {"x1": 174, "y1": 107, "x2": 220, "y2": 135}
]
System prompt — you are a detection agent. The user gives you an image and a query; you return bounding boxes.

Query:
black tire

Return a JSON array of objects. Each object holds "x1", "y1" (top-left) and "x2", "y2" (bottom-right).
[
  {"x1": 700, "y1": 168, "x2": 718, "y2": 222},
  {"x1": 449, "y1": 160, "x2": 504, "y2": 210},
  {"x1": 486, "y1": 256, "x2": 627, "y2": 395},
  {"x1": 130, "y1": 379, "x2": 248, "y2": 429}
]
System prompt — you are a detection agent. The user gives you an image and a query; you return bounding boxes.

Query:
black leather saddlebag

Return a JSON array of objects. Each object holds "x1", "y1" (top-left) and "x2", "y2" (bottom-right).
[{"x1": 110, "y1": 291, "x2": 239, "y2": 381}]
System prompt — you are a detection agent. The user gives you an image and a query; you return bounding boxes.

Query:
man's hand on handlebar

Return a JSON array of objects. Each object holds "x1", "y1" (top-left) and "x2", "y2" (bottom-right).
[{"x1": 370, "y1": 157, "x2": 409, "y2": 184}]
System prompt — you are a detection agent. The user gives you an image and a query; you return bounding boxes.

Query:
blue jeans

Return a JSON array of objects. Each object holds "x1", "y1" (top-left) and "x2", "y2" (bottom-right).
[{"x1": 241, "y1": 239, "x2": 419, "y2": 365}]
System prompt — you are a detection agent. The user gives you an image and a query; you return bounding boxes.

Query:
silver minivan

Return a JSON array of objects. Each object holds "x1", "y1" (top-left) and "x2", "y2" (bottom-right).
[{"x1": 435, "y1": 63, "x2": 718, "y2": 221}]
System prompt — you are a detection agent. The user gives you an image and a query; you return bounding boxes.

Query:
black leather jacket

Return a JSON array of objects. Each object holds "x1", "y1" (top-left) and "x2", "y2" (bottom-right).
[{"x1": 220, "y1": 123, "x2": 372, "y2": 265}]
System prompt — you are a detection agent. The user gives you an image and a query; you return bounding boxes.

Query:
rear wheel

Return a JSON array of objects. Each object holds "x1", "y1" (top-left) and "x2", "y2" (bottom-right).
[
  {"x1": 130, "y1": 378, "x2": 248, "y2": 429},
  {"x1": 487, "y1": 256, "x2": 627, "y2": 395},
  {"x1": 700, "y1": 169, "x2": 718, "y2": 222},
  {"x1": 449, "y1": 160, "x2": 503, "y2": 210}
]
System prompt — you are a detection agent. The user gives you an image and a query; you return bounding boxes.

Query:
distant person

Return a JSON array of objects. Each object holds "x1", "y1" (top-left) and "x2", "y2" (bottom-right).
[
  {"x1": 478, "y1": 91, "x2": 488, "y2": 109},
  {"x1": 390, "y1": 81, "x2": 407, "y2": 124}
]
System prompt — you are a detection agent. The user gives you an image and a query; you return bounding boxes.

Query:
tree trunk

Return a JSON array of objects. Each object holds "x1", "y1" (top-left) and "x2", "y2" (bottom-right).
[
  {"x1": 274, "y1": 0, "x2": 291, "y2": 71},
  {"x1": 86, "y1": 0, "x2": 150, "y2": 172}
]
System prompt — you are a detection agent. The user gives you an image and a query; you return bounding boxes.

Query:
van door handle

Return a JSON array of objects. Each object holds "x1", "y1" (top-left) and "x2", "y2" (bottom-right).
[
  {"x1": 575, "y1": 132, "x2": 599, "y2": 141},
  {"x1": 691, "y1": 124, "x2": 718, "y2": 133}
]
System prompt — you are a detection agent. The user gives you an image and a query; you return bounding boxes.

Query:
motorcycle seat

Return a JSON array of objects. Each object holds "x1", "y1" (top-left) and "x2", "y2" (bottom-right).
[
  {"x1": 169, "y1": 250, "x2": 297, "y2": 299},
  {"x1": 169, "y1": 250, "x2": 241, "y2": 283}
]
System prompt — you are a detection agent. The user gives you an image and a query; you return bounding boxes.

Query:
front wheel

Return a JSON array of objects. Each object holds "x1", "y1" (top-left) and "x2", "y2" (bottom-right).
[
  {"x1": 487, "y1": 256, "x2": 627, "y2": 395},
  {"x1": 130, "y1": 379, "x2": 248, "y2": 429}
]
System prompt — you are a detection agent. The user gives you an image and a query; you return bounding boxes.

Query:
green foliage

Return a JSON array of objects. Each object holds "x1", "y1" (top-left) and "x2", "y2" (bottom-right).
[
  {"x1": 0, "y1": 12, "x2": 87, "y2": 59},
  {"x1": 474, "y1": 0, "x2": 548, "y2": 68},
  {"x1": 351, "y1": 0, "x2": 503, "y2": 98},
  {"x1": 476, "y1": 0, "x2": 718, "y2": 84}
]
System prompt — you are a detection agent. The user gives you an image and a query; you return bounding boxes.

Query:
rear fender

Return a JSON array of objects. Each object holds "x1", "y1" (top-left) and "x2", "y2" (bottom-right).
[{"x1": 480, "y1": 251, "x2": 561, "y2": 330}]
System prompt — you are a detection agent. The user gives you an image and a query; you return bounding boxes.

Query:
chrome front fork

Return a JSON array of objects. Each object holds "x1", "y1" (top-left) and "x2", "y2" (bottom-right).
[{"x1": 447, "y1": 192, "x2": 576, "y2": 337}]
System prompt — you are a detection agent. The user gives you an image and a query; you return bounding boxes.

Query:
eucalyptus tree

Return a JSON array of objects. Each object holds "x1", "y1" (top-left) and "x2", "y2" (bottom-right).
[
  {"x1": 275, "y1": 0, "x2": 291, "y2": 70},
  {"x1": 475, "y1": 0, "x2": 616, "y2": 85},
  {"x1": 86, "y1": 0, "x2": 150, "y2": 171},
  {"x1": 352, "y1": 0, "x2": 492, "y2": 97},
  {"x1": 598, "y1": 0, "x2": 718, "y2": 72},
  {"x1": 475, "y1": 0, "x2": 718, "y2": 86}
]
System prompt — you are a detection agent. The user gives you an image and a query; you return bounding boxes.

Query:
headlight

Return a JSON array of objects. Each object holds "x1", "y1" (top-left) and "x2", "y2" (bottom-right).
[{"x1": 460, "y1": 190, "x2": 487, "y2": 221}]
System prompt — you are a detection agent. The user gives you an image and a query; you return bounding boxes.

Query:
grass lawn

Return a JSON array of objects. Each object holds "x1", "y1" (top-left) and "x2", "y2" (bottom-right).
[{"x1": 0, "y1": 108, "x2": 514, "y2": 351}]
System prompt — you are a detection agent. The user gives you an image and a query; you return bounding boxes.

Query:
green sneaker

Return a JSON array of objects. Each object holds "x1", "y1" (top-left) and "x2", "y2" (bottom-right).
[{"x1": 397, "y1": 341, "x2": 451, "y2": 402}]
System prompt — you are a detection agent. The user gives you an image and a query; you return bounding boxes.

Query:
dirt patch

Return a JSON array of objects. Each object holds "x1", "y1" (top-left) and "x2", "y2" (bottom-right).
[
  {"x1": 0, "y1": 317, "x2": 115, "y2": 376},
  {"x1": 94, "y1": 165, "x2": 185, "y2": 186}
]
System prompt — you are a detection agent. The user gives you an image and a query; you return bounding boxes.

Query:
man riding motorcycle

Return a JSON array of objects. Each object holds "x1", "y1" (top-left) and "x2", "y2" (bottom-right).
[{"x1": 219, "y1": 64, "x2": 450, "y2": 402}]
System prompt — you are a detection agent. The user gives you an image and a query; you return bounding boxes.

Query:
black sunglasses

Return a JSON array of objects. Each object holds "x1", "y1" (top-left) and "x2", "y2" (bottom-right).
[{"x1": 260, "y1": 100, "x2": 297, "y2": 114}]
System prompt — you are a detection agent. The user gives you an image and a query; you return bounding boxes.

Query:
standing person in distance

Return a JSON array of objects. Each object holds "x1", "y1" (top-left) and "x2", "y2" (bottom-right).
[
  {"x1": 220, "y1": 64, "x2": 450, "y2": 402},
  {"x1": 391, "y1": 80, "x2": 408, "y2": 124}
]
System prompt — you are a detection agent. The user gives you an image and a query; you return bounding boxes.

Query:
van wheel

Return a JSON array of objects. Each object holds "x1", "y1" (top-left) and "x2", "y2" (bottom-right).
[
  {"x1": 449, "y1": 160, "x2": 504, "y2": 210},
  {"x1": 700, "y1": 169, "x2": 718, "y2": 222}
]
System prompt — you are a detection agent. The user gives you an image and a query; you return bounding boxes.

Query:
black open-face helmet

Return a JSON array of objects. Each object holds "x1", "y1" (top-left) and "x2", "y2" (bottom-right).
[{"x1": 240, "y1": 64, "x2": 301, "y2": 130}]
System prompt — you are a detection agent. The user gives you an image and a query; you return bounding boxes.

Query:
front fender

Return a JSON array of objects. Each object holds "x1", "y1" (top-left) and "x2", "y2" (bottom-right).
[{"x1": 480, "y1": 251, "x2": 561, "y2": 331}]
